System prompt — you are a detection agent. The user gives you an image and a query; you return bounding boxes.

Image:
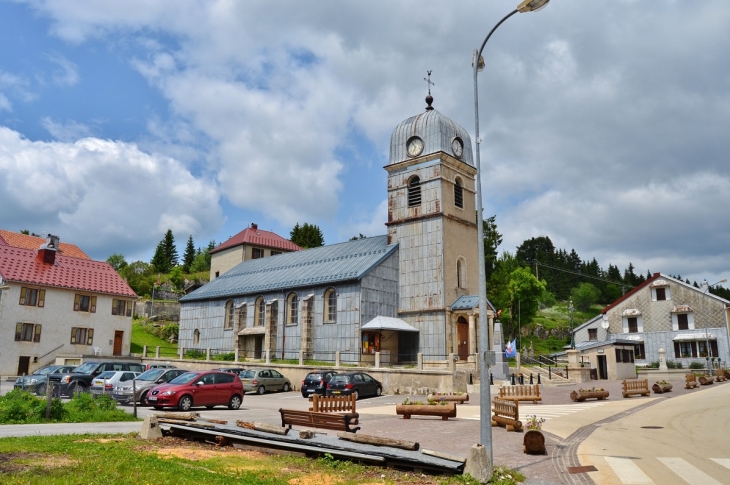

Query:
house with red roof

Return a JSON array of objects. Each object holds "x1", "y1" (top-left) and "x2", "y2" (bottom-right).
[
  {"x1": 209, "y1": 223, "x2": 301, "y2": 280},
  {"x1": 0, "y1": 233, "x2": 138, "y2": 376}
]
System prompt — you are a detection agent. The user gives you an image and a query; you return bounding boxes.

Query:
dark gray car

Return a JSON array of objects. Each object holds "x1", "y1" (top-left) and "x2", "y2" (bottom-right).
[{"x1": 13, "y1": 365, "x2": 77, "y2": 395}]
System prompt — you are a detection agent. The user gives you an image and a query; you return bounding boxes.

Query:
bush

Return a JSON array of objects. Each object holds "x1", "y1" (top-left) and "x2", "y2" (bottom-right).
[
  {"x1": 212, "y1": 352, "x2": 235, "y2": 361},
  {"x1": 646, "y1": 361, "x2": 660, "y2": 369},
  {"x1": 666, "y1": 360, "x2": 683, "y2": 369},
  {"x1": 0, "y1": 389, "x2": 67, "y2": 423},
  {"x1": 689, "y1": 362, "x2": 705, "y2": 369},
  {"x1": 184, "y1": 349, "x2": 206, "y2": 360}
]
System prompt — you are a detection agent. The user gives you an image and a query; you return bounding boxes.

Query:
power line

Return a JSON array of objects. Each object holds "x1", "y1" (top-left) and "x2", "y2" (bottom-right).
[{"x1": 527, "y1": 260, "x2": 633, "y2": 291}]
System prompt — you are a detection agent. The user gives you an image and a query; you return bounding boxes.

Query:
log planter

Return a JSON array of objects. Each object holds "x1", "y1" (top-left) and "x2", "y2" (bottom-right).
[
  {"x1": 724, "y1": 369, "x2": 730, "y2": 380},
  {"x1": 426, "y1": 393, "x2": 469, "y2": 404},
  {"x1": 715, "y1": 371, "x2": 727, "y2": 382},
  {"x1": 652, "y1": 382, "x2": 673, "y2": 394},
  {"x1": 395, "y1": 402, "x2": 457, "y2": 421},
  {"x1": 570, "y1": 390, "x2": 609, "y2": 402},
  {"x1": 523, "y1": 430, "x2": 547, "y2": 455},
  {"x1": 699, "y1": 375, "x2": 715, "y2": 385}
]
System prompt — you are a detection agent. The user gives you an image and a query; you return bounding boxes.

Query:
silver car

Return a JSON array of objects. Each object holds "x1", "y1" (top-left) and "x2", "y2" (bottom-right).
[
  {"x1": 113, "y1": 368, "x2": 187, "y2": 405},
  {"x1": 239, "y1": 368, "x2": 291, "y2": 395},
  {"x1": 89, "y1": 371, "x2": 140, "y2": 396}
]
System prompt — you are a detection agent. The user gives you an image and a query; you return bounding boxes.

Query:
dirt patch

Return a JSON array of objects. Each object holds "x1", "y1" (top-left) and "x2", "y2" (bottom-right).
[
  {"x1": 77, "y1": 438, "x2": 127, "y2": 443},
  {"x1": 0, "y1": 453, "x2": 77, "y2": 473},
  {"x1": 288, "y1": 473, "x2": 342, "y2": 485}
]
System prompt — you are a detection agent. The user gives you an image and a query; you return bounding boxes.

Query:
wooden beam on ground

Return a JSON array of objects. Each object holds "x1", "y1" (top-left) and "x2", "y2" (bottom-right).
[
  {"x1": 236, "y1": 420, "x2": 289, "y2": 436},
  {"x1": 153, "y1": 411, "x2": 199, "y2": 421},
  {"x1": 421, "y1": 449, "x2": 466, "y2": 463},
  {"x1": 336, "y1": 432, "x2": 420, "y2": 451}
]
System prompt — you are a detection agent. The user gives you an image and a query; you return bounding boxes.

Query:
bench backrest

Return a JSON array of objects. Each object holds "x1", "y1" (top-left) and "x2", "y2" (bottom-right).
[
  {"x1": 492, "y1": 397, "x2": 518, "y2": 420},
  {"x1": 686, "y1": 373, "x2": 697, "y2": 383},
  {"x1": 498, "y1": 384, "x2": 540, "y2": 398},
  {"x1": 622, "y1": 379, "x2": 648, "y2": 391},
  {"x1": 309, "y1": 394, "x2": 356, "y2": 413}
]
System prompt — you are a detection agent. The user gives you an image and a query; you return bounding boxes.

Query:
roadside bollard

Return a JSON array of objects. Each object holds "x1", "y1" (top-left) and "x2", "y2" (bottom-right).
[
  {"x1": 529, "y1": 374, "x2": 534, "y2": 384},
  {"x1": 490, "y1": 373, "x2": 494, "y2": 385},
  {"x1": 538, "y1": 374, "x2": 542, "y2": 384},
  {"x1": 549, "y1": 366, "x2": 552, "y2": 380},
  {"x1": 511, "y1": 373, "x2": 516, "y2": 385},
  {"x1": 469, "y1": 373, "x2": 473, "y2": 385},
  {"x1": 520, "y1": 375, "x2": 524, "y2": 385}
]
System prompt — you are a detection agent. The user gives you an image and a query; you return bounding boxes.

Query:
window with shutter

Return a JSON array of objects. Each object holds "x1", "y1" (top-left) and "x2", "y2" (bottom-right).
[
  {"x1": 70, "y1": 327, "x2": 78, "y2": 344},
  {"x1": 19, "y1": 287, "x2": 27, "y2": 305},
  {"x1": 74, "y1": 295, "x2": 81, "y2": 311},
  {"x1": 677, "y1": 313, "x2": 689, "y2": 330},
  {"x1": 38, "y1": 290, "x2": 45, "y2": 307},
  {"x1": 15, "y1": 323, "x2": 22, "y2": 341},
  {"x1": 408, "y1": 176, "x2": 421, "y2": 207},
  {"x1": 33, "y1": 324, "x2": 41, "y2": 342},
  {"x1": 87, "y1": 329, "x2": 94, "y2": 345},
  {"x1": 90, "y1": 296, "x2": 96, "y2": 313}
]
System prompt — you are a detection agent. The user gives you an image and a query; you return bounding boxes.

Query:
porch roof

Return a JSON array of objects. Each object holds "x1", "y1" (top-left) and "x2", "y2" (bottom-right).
[
  {"x1": 238, "y1": 327, "x2": 266, "y2": 336},
  {"x1": 673, "y1": 333, "x2": 715, "y2": 341},
  {"x1": 361, "y1": 316, "x2": 419, "y2": 333}
]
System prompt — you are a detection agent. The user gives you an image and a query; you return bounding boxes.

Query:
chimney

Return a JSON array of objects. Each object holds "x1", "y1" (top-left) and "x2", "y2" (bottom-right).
[
  {"x1": 251, "y1": 223, "x2": 258, "y2": 230},
  {"x1": 38, "y1": 234, "x2": 59, "y2": 265}
]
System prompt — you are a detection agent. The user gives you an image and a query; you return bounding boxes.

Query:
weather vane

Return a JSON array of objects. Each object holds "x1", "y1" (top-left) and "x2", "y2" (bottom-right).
[{"x1": 423, "y1": 70, "x2": 435, "y2": 95}]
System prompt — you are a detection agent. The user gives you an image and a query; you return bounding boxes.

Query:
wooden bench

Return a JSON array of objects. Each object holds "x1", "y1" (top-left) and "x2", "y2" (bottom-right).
[
  {"x1": 622, "y1": 379, "x2": 650, "y2": 398},
  {"x1": 685, "y1": 373, "x2": 699, "y2": 389},
  {"x1": 491, "y1": 397, "x2": 522, "y2": 432},
  {"x1": 309, "y1": 394, "x2": 356, "y2": 413},
  {"x1": 279, "y1": 408, "x2": 360, "y2": 433},
  {"x1": 498, "y1": 384, "x2": 542, "y2": 404}
]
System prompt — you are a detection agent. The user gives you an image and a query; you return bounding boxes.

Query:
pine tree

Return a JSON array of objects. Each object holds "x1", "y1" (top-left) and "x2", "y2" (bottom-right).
[
  {"x1": 150, "y1": 239, "x2": 170, "y2": 273},
  {"x1": 182, "y1": 235, "x2": 195, "y2": 273},
  {"x1": 290, "y1": 222, "x2": 325, "y2": 249},
  {"x1": 163, "y1": 229, "x2": 178, "y2": 268}
]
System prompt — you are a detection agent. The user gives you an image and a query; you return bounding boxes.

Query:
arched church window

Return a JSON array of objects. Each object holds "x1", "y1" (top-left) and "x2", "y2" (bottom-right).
[
  {"x1": 454, "y1": 177, "x2": 464, "y2": 209},
  {"x1": 408, "y1": 176, "x2": 421, "y2": 207},
  {"x1": 457, "y1": 258, "x2": 466, "y2": 288},
  {"x1": 193, "y1": 329, "x2": 200, "y2": 346},
  {"x1": 237, "y1": 303, "x2": 247, "y2": 328},
  {"x1": 324, "y1": 288, "x2": 337, "y2": 323},
  {"x1": 224, "y1": 300, "x2": 234, "y2": 329},
  {"x1": 254, "y1": 296, "x2": 265, "y2": 327},
  {"x1": 286, "y1": 292, "x2": 299, "y2": 325}
]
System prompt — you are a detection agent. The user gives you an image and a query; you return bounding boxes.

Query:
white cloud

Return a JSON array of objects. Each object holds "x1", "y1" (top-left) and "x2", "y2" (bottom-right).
[
  {"x1": 41, "y1": 117, "x2": 92, "y2": 141},
  {"x1": 0, "y1": 126, "x2": 223, "y2": 260},
  {"x1": 47, "y1": 55, "x2": 80, "y2": 86},
  {"x1": 0, "y1": 93, "x2": 10, "y2": 112}
]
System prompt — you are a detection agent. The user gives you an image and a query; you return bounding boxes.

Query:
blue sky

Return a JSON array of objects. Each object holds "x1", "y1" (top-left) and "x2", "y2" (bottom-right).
[{"x1": 1, "y1": 0, "x2": 730, "y2": 287}]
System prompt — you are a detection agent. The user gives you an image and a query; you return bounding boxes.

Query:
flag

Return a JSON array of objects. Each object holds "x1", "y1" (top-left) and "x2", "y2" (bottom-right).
[{"x1": 505, "y1": 339, "x2": 517, "y2": 358}]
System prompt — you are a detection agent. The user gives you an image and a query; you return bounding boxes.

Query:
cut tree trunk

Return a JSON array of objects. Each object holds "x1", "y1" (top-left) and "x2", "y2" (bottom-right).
[
  {"x1": 395, "y1": 403, "x2": 457, "y2": 420},
  {"x1": 570, "y1": 390, "x2": 609, "y2": 402},
  {"x1": 426, "y1": 393, "x2": 469, "y2": 404},
  {"x1": 652, "y1": 383, "x2": 673, "y2": 394},
  {"x1": 523, "y1": 430, "x2": 546, "y2": 455}
]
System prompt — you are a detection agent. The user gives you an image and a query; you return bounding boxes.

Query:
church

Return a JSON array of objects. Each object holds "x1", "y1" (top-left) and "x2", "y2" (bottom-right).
[{"x1": 178, "y1": 94, "x2": 496, "y2": 365}]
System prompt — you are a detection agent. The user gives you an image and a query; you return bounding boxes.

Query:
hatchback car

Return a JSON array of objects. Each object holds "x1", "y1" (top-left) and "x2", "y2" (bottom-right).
[
  {"x1": 89, "y1": 371, "x2": 140, "y2": 396},
  {"x1": 326, "y1": 372, "x2": 382, "y2": 399},
  {"x1": 112, "y1": 368, "x2": 187, "y2": 405},
  {"x1": 301, "y1": 370, "x2": 338, "y2": 398},
  {"x1": 239, "y1": 368, "x2": 291, "y2": 395},
  {"x1": 147, "y1": 371, "x2": 244, "y2": 411},
  {"x1": 14, "y1": 365, "x2": 77, "y2": 395}
]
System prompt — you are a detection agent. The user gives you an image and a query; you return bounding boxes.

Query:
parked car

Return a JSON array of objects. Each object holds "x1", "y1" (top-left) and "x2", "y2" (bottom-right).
[
  {"x1": 147, "y1": 370, "x2": 244, "y2": 411},
  {"x1": 55, "y1": 361, "x2": 146, "y2": 395},
  {"x1": 13, "y1": 365, "x2": 77, "y2": 395},
  {"x1": 214, "y1": 367, "x2": 247, "y2": 375},
  {"x1": 144, "y1": 363, "x2": 178, "y2": 370},
  {"x1": 113, "y1": 368, "x2": 187, "y2": 405},
  {"x1": 326, "y1": 372, "x2": 382, "y2": 399},
  {"x1": 89, "y1": 371, "x2": 140, "y2": 396},
  {"x1": 239, "y1": 368, "x2": 291, "y2": 395},
  {"x1": 301, "y1": 370, "x2": 338, "y2": 398}
]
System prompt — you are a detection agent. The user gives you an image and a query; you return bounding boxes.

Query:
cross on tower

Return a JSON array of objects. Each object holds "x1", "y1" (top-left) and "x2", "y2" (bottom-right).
[{"x1": 423, "y1": 70, "x2": 435, "y2": 95}]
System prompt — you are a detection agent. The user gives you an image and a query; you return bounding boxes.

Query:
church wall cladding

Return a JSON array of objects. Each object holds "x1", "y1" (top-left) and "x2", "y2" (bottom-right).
[{"x1": 602, "y1": 279, "x2": 730, "y2": 363}]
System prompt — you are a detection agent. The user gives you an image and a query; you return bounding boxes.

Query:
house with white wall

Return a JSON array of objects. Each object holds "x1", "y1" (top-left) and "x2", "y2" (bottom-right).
[{"x1": 0, "y1": 233, "x2": 138, "y2": 376}]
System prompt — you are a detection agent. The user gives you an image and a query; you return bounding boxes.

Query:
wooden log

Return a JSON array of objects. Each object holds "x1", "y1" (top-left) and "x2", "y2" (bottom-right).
[
  {"x1": 200, "y1": 418, "x2": 228, "y2": 425},
  {"x1": 426, "y1": 393, "x2": 469, "y2": 403},
  {"x1": 236, "y1": 420, "x2": 289, "y2": 436},
  {"x1": 336, "y1": 432, "x2": 420, "y2": 451},
  {"x1": 570, "y1": 390, "x2": 609, "y2": 402},
  {"x1": 299, "y1": 430, "x2": 316, "y2": 439},
  {"x1": 491, "y1": 414, "x2": 523, "y2": 431},
  {"x1": 523, "y1": 430, "x2": 546, "y2": 455},
  {"x1": 214, "y1": 435, "x2": 231, "y2": 447},
  {"x1": 652, "y1": 383, "x2": 672, "y2": 394},
  {"x1": 699, "y1": 375, "x2": 714, "y2": 385},
  {"x1": 154, "y1": 411, "x2": 199, "y2": 421},
  {"x1": 395, "y1": 403, "x2": 457, "y2": 420}
]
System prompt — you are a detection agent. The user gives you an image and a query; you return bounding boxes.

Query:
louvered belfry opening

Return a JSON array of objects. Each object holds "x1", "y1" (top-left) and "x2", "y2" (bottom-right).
[
  {"x1": 408, "y1": 176, "x2": 421, "y2": 207},
  {"x1": 454, "y1": 178, "x2": 463, "y2": 208}
]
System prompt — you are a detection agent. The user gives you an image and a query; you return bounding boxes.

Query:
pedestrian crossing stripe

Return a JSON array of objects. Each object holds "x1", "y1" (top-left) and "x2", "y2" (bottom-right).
[
  {"x1": 461, "y1": 402, "x2": 606, "y2": 421},
  {"x1": 603, "y1": 456, "x2": 730, "y2": 485}
]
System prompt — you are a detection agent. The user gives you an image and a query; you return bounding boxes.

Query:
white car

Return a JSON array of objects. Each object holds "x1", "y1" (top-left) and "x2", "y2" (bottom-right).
[{"x1": 89, "y1": 371, "x2": 140, "y2": 396}]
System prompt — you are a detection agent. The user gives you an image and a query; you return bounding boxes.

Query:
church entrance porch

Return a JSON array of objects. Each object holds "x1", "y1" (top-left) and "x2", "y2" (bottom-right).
[
  {"x1": 360, "y1": 316, "x2": 420, "y2": 365},
  {"x1": 457, "y1": 317, "x2": 469, "y2": 361}
]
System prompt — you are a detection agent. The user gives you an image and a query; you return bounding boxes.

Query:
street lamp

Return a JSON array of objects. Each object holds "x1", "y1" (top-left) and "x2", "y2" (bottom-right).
[
  {"x1": 472, "y1": 0, "x2": 550, "y2": 470},
  {"x1": 700, "y1": 278, "x2": 726, "y2": 371},
  {"x1": 569, "y1": 298, "x2": 575, "y2": 349}
]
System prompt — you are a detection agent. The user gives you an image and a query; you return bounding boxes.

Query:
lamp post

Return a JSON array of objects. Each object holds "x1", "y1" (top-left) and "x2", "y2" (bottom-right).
[
  {"x1": 701, "y1": 278, "x2": 726, "y2": 371},
  {"x1": 569, "y1": 298, "x2": 575, "y2": 349},
  {"x1": 472, "y1": 0, "x2": 550, "y2": 468}
]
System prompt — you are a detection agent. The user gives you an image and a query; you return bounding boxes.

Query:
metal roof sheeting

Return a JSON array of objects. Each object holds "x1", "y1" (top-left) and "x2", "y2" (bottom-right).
[
  {"x1": 181, "y1": 236, "x2": 398, "y2": 302},
  {"x1": 361, "y1": 316, "x2": 419, "y2": 332},
  {"x1": 389, "y1": 108, "x2": 474, "y2": 167},
  {"x1": 450, "y1": 295, "x2": 496, "y2": 312},
  {"x1": 674, "y1": 333, "x2": 715, "y2": 341}
]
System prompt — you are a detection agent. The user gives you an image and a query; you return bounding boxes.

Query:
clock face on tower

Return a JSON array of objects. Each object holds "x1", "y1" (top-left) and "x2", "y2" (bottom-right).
[
  {"x1": 406, "y1": 137, "x2": 424, "y2": 157},
  {"x1": 451, "y1": 137, "x2": 463, "y2": 159}
]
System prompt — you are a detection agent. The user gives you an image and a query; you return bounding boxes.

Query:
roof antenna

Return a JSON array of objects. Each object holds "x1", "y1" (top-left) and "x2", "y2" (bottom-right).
[{"x1": 424, "y1": 70, "x2": 434, "y2": 111}]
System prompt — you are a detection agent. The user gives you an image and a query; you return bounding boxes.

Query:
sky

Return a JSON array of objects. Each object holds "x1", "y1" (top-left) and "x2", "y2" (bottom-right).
[{"x1": 1, "y1": 0, "x2": 729, "y2": 288}]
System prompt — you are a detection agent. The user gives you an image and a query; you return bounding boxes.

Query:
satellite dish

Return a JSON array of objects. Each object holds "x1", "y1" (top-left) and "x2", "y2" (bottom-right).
[{"x1": 601, "y1": 314, "x2": 609, "y2": 329}]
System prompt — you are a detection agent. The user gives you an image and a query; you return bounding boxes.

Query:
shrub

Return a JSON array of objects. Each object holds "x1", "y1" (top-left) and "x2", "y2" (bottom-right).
[
  {"x1": 184, "y1": 349, "x2": 206, "y2": 360},
  {"x1": 666, "y1": 360, "x2": 683, "y2": 369},
  {"x1": 212, "y1": 352, "x2": 235, "y2": 361},
  {"x1": 689, "y1": 362, "x2": 705, "y2": 369},
  {"x1": 646, "y1": 361, "x2": 660, "y2": 369}
]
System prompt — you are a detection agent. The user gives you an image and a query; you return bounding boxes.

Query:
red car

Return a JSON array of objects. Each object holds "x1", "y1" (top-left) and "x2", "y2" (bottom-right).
[{"x1": 147, "y1": 370, "x2": 244, "y2": 411}]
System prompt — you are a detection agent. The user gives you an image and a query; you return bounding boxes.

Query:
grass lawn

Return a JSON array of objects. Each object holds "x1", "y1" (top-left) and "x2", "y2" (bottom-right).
[
  {"x1": 0, "y1": 434, "x2": 523, "y2": 485},
  {"x1": 131, "y1": 322, "x2": 178, "y2": 357}
]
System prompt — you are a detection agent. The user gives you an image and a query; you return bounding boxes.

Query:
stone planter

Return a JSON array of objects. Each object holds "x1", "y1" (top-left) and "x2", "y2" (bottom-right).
[
  {"x1": 395, "y1": 402, "x2": 457, "y2": 421},
  {"x1": 426, "y1": 393, "x2": 469, "y2": 404},
  {"x1": 652, "y1": 383, "x2": 673, "y2": 394},
  {"x1": 523, "y1": 430, "x2": 547, "y2": 455},
  {"x1": 699, "y1": 375, "x2": 715, "y2": 385},
  {"x1": 570, "y1": 390, "x2": 609, "y2": 402}
]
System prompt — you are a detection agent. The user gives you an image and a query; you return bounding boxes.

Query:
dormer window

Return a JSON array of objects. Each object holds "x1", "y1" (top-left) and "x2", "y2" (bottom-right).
[
  {"x1": 650, "y1": 279, "x2": 671, "y2": 301},
  {"x1": 408, "y1": 176, "x2": 421, "y2": 207}
]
